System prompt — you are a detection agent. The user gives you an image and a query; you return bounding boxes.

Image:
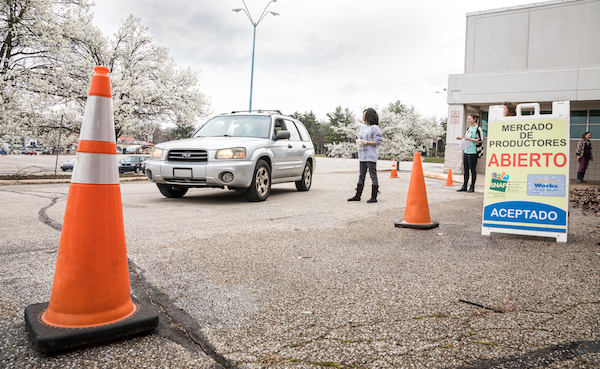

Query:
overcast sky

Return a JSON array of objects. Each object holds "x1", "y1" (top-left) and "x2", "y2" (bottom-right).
[{"x1": 91, "y1": 0, "x2": 535, "y2": 123}]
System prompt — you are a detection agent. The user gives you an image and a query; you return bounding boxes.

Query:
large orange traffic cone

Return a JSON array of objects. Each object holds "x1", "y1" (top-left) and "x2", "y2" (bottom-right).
[
  {"x1": 25, "y1": 67, "x2": 158, "y2": 353},
  {"x1": 394, "y1": 153, "x2": 439, "y2": 229},
  {"x1": 390, "y1": 161, "x2": 398, "y2": 178},
  {"x1": 443, "y1": 169, "x2": 455, "y2": 186}
]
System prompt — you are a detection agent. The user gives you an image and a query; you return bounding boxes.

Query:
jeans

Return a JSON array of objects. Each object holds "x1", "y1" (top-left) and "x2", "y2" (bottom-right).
[
  {"x1": 463, "y1": 153, "x2": 477, "y2": 186},
  {"x1": 358, "y1": 161, "x2": 378, "y2": 186}
]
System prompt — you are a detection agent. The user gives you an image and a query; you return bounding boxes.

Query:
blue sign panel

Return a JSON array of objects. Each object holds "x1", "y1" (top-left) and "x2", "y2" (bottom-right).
[
  {"x1": 483, "y1": 200, "x2": 567, "y2": 226},
  {"x1": 527, "y1": 174, "x2": 565, "y2": 197}
]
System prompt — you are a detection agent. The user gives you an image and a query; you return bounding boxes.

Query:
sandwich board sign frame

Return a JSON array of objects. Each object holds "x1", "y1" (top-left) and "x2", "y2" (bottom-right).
[{"x1": 481, "y1": 101, "x2": 570, "y2": 243}]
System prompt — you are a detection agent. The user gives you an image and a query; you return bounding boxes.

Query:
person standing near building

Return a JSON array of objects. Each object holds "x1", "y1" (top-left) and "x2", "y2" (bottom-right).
[
  {"x1": 504, "y1": 101, "x2": 517, "y2": 117},
  {"x1": 456, "y1": 114, "x2": 483, "y2": 192},
  {"x1": 576, "y1": 132, "x2": 593, "y2": 183},
  {"x1": 348, "y1": 108, "x2": 383, "y2": 203}
]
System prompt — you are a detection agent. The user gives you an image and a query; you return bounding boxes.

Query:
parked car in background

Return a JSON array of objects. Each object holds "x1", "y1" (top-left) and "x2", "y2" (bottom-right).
[
  {"x1": 60, "y1": 158, "x2": 76, "y2": 171},
  {"x1": 145, "y1": 110, "x2": 316, "y2": 201},
  {"x1": 118, "y1": 155, "x2": 149, "y2": 173},
  {"x1": 22, "y1": 149, "x2": 37, "y2": 155}
]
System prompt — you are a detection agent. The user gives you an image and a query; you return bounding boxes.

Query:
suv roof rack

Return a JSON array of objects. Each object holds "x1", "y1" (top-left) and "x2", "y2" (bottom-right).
[{"x1": 229, "y1": 109, "x2": 283, "y2": 115}]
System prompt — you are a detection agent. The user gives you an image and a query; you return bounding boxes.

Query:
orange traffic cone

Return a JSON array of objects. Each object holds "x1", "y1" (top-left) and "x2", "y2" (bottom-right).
[
  {"x1": 25, "y1": 67, "x2": 158, "y2": 353},
  {"x1": 443, "y1": 169, "x2": 455, "y2": 186},
  {"x1": 394, "y1": 152, "x2": 439, "y2": 229},
  {"x1": 390, "y1": 161, "x2": 398, "y2": 178}
]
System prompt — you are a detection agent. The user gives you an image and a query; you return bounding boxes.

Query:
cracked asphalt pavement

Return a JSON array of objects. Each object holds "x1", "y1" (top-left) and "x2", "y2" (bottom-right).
[{"x1": 1, "y1": 157, "x2": 599, "y2": 368}]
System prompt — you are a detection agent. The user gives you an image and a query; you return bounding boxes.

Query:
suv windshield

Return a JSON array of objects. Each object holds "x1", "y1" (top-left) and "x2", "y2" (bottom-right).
[{"x1": 193, "y1": 116, "x2": 271, "y2": 139}]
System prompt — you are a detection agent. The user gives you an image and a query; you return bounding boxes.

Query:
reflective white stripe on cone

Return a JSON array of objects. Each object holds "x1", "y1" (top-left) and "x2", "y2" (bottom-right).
[
  {"x1": 72, "y1": 152, "x2": 119, "y2": 185},
  {"x1": 80, "y1": 96, "x2": 116, "y2": 142}
]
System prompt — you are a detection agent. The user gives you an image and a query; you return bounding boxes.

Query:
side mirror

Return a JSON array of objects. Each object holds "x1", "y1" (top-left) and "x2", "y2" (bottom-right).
[
  {"x1": 187, "y1": 131, "x2": 194, "y2": 138},
  {"x1": 275, "y1": 130, "x2": 290, "y2": 140}
]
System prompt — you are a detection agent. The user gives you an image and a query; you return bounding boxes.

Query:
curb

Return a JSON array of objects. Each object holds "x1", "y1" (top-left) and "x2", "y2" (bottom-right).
[{"x1": 0, "y1": 176, "x2": 149, "y2": 186}]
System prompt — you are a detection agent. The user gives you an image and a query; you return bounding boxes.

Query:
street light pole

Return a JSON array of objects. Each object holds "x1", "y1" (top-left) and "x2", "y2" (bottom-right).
[
  {"x1": 250, "y1": 24, "x2": 257, "y2": 113},
  {"x1": 233, "y1": 0, "x2": 279, "y2": 112}
]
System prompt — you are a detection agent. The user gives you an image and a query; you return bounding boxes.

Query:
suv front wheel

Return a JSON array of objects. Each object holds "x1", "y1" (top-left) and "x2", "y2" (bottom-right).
[
  {"x1": 157, "y1": 184, "x2": 188, "y2": 198},
  {"x1": 245, "y1": 159, "x2": 271, "y2": 202},
  {"x1": 295, "y1": 161, "x2": 312, "y2": 191}
]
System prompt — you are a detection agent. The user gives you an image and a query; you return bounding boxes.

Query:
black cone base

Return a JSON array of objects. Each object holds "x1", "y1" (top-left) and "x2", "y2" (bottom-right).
[
  {"x1": 24, "y1": 302, "x2": 158, "y2": 354},
  {"x1": 394, "y1": 220, "x2": 439, "y2": 230}
]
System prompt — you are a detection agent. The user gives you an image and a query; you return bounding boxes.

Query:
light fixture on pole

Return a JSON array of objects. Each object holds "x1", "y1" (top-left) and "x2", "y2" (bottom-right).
[
  {"x1": 233, "y1": 0, "x2": 280, "y2": 112},
  {"x1": 435, "y1": 88, "x2": 447, "y2": 99}
]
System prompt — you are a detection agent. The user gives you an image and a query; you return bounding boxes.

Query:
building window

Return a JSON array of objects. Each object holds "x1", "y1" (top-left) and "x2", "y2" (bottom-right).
[
  {"x1": 570, "y1": 110, "x2": 599, "y2": 139},
  {"x1": 590, "y1": 110, "x2": 600, "y2": 139},
  {"x1": 480, "y1": 111, "x2": 488, "y2": 138},
  {"x1": 520, "y1": 110, "x2": 551, "y2": 116}
]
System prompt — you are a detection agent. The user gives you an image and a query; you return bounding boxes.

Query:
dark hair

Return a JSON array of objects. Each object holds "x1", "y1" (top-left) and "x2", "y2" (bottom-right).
[
  {"x1": 363, "y1": 108, "x2": 379, "y2": 125},
  {"x1": 469, "y1": 114, "x2": 480, "y2": 125},
  {"x1": 582, "y1": 131, "x2": 591, "y2": 139},
  {"x1": 503, "y1": 101, "x2": 517, "y2": 116}
]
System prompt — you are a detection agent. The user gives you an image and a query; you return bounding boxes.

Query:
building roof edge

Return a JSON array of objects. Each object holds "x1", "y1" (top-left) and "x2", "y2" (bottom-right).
[{"x1": 466, "y1": 0, "x2": 586, "y2": 16}]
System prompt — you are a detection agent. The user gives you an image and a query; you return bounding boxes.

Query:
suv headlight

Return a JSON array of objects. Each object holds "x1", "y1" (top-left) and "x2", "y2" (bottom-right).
[
  {"x1": 150, "y1": 147, "x2": 163, "y2": 159},
  {"x1": 215, "y1": 148, "x2": 246, "y2": 159}
]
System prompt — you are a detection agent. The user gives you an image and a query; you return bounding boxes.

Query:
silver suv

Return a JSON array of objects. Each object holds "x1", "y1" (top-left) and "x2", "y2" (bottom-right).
[{"x1": 145, "y1": 111, "x2": 315, "y2": 201}]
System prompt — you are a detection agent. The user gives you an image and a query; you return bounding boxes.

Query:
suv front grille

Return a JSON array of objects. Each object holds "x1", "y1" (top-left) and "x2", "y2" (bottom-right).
[{"x1": 167, "y1": 150, "x2": 208, "y2": 162}]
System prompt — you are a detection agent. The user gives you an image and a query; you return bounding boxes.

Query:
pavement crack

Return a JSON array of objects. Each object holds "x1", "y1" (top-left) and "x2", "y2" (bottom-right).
[
  {"x1": 1, "y1": 189, "x2": 66, "y2": 232},
  {"x1": 38, "y1": 197, "x2": 62, "y2": 231},
  {"x1": 456, "y1": 340, "x2": 600, "y2": 369},
  {"x1": 128, "y1": 260, "x2": 235, "y2": 369},
  {"x1": 524, "y1": 300, "x2": 600, "y2": 316}
]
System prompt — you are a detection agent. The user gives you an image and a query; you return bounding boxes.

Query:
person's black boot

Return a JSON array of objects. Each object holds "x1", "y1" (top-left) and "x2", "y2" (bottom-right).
[
  {"x1": 467, "y1": 184, "x2": 475, "y2": 193},
  {"x1": 367, "y1": 185, "x2": 379, "y2": 203},
  {"x1": 457, "y1": 184, "x2": 468, "y2": 192},
  {"x1": 581, "y1": 170, "x2": 587, "y2": 183},
  {"x1": 348, "y1": 184, "x2": 364, "y2": 201},
  {"x1": 576, "y1": 172, "x2": 583, "y2": 182}
]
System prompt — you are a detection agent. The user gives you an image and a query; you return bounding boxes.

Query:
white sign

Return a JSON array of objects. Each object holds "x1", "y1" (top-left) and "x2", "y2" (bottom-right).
[
  {"x1": 451, "y1": 111, "x2": 460, "y2": 124},
  {"x1": 481, "y1": 101, "x2": 570, "y2": 243}
]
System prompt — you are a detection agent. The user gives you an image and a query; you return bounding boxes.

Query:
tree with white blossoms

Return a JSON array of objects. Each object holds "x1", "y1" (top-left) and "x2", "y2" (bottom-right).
[
  {"x1": 1, "y1": 1, "x2": 209, "y2": 145},
  {"x1": 379, "y1": 108, "x2": 445, "y2": 160},
  {"x1": 103, "y1": 15, "x2": 210, "y2": 140},
  {"x1": 0, "y1": 0, "x2": 96, "y2": 143},
  {"x1": 325, "y1": 101, "x2": 445, "y2": 160}
]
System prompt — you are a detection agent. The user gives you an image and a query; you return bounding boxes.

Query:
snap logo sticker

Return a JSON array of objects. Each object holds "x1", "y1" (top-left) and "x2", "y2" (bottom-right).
[{"x1": 490, "y1": 172, "x2": 509, "y2": 192}]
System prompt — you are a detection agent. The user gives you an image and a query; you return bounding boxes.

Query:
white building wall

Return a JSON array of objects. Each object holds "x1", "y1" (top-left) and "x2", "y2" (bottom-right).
[
  {"x1": 465, "y1": 0, "x2": 600, "y2": 73},
  {"x1": 446, "y1": 0, "x2": 600, "y2": 182},
  {"x1": 448, "y1": 66, "x2": 600, "y2": 106}
]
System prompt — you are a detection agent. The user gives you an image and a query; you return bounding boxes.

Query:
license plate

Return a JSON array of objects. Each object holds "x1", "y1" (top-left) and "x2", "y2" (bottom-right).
[{"x1": 173, "y1": 168, "x2": 192, "y2": 178}]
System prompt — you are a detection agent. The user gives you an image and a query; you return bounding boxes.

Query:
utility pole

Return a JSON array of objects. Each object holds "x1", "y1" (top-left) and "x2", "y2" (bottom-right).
[{"x1": 54, "y1": 115, "x2": 63, "y2": 175}]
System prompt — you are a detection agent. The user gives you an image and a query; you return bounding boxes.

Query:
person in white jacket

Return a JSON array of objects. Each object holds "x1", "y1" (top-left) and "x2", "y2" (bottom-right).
[{"x1": 348, "y1": 108, "x2": 383, "y2": 203}]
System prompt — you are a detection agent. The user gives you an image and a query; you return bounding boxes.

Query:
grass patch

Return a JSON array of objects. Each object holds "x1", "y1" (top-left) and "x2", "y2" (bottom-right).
[
  {"x1": 333, "y1": 338, "x2": 355, "y2": 343},
  {"x1": 401, "y1": 156, "x2": 445, "y2": 163},
  {"x1": 474, "y1": 341, "x2": 494, "y2": 346},
  {"x1": 312, "y1": 362, "x2": 342, "y2": 368},
  {"x1": 289, "y1": 340, "x2": 312, "y2": 348},
  {"x1": 317, "y1": 154, "x2": 444, "y2": 163}
]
